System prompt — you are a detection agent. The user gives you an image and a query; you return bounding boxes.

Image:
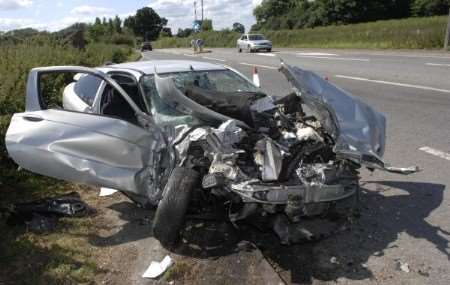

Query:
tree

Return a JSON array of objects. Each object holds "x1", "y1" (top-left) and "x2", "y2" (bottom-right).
[
  {"x1": 113, "y1": 15, "x2": 122, "y2": 33},
  {"x1": 252, "y1": 0, "x2": 420, "y2": 30},
  {"x1": 160, "y1": 27, "x2": 172, "y2": 37},
  {"x1": 201, "y1": 19, "x2": 213, "y2": 31},
  {"x1": 177, "y1": 28, "x2": 193, "y2": 37},
  {"x1": 124, "y1": 7, "x2": 166, "y2": 41},
  {"x1": 412, "y1": 0, "x2": 450, "y2": 16},
  {"x1": 232, "y1": 22, "x2": 245, "y2": 33},
  {"x1": 108, "y1": 19, "x2": 114, "y2": 33},
  {"x1": 88, "y1": 19, "x2": 107, "y2": 42}
]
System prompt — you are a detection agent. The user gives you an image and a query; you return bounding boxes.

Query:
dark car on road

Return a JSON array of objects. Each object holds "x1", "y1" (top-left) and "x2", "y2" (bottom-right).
[{"x1": 141, "y1": 42, "x2": 152, "y2": 51}]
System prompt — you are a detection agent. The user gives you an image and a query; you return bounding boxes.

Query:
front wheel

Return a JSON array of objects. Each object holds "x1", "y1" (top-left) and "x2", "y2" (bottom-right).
[{"x1": 152, "y1": 167, "x2": 199, "y2": 247}]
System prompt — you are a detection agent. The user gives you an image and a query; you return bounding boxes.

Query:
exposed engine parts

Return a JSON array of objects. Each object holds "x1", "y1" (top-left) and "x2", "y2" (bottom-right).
[{"x1": 172, "y1": 89, "x2": 360, "y2": 243}]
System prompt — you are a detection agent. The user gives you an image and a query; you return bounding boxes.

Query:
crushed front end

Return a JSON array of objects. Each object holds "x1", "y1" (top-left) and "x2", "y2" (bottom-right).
[
  {"x1": 154, "y1": 62, "x2": 417, "y2": 244},
  {"x1": 171, "y1": 90, "x2": 359, "y2": 243}
]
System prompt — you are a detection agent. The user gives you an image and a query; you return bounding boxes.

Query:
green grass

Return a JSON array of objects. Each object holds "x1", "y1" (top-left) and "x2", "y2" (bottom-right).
[
  {"x1": 162, "y1": 261, "x2": 193, "y2": 282},
  {"x1": 0, "y1": 183, "x2": 104, "y2": 285},
  {"x1": 154, "y1": 16, "x2": 449, "y2": 50}
]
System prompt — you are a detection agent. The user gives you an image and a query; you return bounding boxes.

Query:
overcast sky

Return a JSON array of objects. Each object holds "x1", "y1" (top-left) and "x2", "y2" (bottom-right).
[{"x1": 0, "y1": 0, "x2": 262, "y2": 33}]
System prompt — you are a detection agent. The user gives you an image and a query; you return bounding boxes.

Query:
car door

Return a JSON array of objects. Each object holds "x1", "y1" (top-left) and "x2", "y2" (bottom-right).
[
  {"x1": 238, "y1": 35, "x2": 245, "y2": 49},
  {"x1": 5, "y1": 66, "x2": 166, "y2": 198},
  {"x1": 242, "y1": 35, "x2": 248, "y2": 49}
]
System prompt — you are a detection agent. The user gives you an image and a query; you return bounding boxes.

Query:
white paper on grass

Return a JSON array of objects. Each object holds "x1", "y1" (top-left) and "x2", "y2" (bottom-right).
[
  {"x1": 99, "y1": 187, "x2": 119, "y2": 196},
  {"x1": 142, "y1": 255, "x2": 173, "y2": 279}
]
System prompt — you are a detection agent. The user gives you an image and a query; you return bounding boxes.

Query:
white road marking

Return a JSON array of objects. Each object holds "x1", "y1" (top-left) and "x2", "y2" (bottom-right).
[
  {"x1": 202, "y1": 56, "x2": 226, "y2": 62},
  {"x1": 182, "y1": 53, "x2": 197, "y2": 57},
  {"x1": 419, "y1": 146, "x2": 450, "y2": 161},
  {"x1": 297, "y1": 55, "x2": 370, "y2": 62},
  {"x1": 239, "y1": 62, "x2": 278, "y2": 70},
  {"x1": 256, "y1": 53, "x2": 276, "y2": 57},
  {"x1": 426, "y1": 63, "x2": 450, "y2": 67},
  {"x1": 335, "y1": 75, "x2": 450, "y2": 94},
  {"x1": 297, "y1": 52, "x2": 339, "y2": 56},
  {"x1": 370, "y1": 52, "x2": 450, "y2": 60}
]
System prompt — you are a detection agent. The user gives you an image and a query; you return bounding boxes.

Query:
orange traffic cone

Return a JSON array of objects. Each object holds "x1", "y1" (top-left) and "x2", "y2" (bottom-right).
[{"x1": 253, "y1": 66, "x2": 260, "y2": 87}]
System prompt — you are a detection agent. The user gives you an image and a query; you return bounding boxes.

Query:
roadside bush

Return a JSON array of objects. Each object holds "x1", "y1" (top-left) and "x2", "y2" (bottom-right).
[
  {"x1": 154, "y1": 30, "x2": 241, "y2": 48},
  {"x1": 111, "y1": 47, "x2": 129, "y2": 63},
  {"x1": 110, "y1": 33, "x2": 135, "y2": 47}
]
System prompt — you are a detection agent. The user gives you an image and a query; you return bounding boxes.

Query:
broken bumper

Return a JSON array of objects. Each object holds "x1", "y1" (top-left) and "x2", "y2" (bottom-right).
[
  {"x1": 231, "y1": 180, "x2": 357, "y2": 204},
  {"x1": 251, "y1": 45, "x2": 272, "y2": 50}
]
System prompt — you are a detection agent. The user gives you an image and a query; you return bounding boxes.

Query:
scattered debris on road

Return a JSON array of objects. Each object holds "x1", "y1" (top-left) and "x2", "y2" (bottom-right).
[
  {"x1": 330, "y1": 256, "x2": 339, "y2": 264},
  {"x1": 398, "y1": 261, "x2": 411, "y2": 273},
  {"x1": 99, "y1": 187, "x2": 119, "y2": 197},
  {"x1": 142, "y1": 255, "x2": 173, "y2": 279},
  {"x1": 5, "y1": 191, "x2": 91, "y2": 232}
]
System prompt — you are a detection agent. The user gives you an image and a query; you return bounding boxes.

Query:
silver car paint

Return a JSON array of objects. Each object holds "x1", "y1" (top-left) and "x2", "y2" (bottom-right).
[
  {"x1": 5, "y1": 61, "x2": 415, "y2": 206},
  {"x1": 237, "y1": 34, "x2": 272, "y2": 51},
  {"x1": 280, "y1": 63, "x2": 387, "y2": 167},
  {"x1": 6, "y1": 66, "x2": 167, "y2": 201}
]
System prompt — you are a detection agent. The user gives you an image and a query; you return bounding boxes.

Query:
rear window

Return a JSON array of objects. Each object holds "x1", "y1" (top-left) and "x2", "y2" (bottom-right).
[{"x1": 249, "y1": 35, "x2": 265, "y2": 41}]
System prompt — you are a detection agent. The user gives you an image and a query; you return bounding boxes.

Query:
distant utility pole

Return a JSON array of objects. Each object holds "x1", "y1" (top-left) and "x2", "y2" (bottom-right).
[
  {"x1": 201, "y1": 0, "x2": 204, "y2": 21},
  {"x1": 445, "y1": 8, "x2": 450, "y2": 50},
  {"x1": 194, "y1": 1, "x2": 197, "y2": 21}
]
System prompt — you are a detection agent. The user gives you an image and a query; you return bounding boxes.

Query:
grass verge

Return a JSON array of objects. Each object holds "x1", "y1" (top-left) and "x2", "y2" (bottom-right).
[{"x1": 154, "y1": 16, "x2": 449, "y2": 50}]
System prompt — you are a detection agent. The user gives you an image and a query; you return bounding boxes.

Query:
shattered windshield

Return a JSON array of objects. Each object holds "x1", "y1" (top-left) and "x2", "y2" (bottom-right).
[
  {"x1": 249, "y1": 35, "x2": 265, "y2": 41},
  {"x1": 140, "y1": 70, "x2": 259, "y2": 125},
  {"x1": 155, "y1": 70, "x2": 259, "y2": 93}
]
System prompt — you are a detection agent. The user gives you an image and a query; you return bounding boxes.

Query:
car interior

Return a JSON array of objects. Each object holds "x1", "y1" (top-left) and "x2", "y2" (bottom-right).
[{"x1": 99, "y1": 73, "x2": 147, "y2": 125}]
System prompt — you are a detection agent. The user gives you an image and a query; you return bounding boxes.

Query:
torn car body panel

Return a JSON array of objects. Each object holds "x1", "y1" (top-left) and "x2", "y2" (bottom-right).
[{"x1": 279, "y1": 63, "x2": 386, "y2": 167}]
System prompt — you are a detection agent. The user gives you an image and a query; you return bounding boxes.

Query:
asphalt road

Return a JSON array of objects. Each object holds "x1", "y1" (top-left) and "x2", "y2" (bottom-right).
[{"x1": 140, "y1": 48, "x2": 450, "y2": 284}]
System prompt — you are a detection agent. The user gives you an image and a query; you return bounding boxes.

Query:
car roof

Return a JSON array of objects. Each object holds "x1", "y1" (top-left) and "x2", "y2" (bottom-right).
[{"x1": 107, "y1": 60, "x2": 227, "y2": 75}]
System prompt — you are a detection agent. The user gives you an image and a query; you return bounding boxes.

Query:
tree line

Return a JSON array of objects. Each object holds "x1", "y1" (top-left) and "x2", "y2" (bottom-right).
[
  {"x1": 0, "y1": 7, "x2": 171, "y2": 48},
  {"x1": 87, "y1": 7, "x2": 169, "y2": 44},
  {"x1": 252, "y1": 0, "x2": 450, "y2": 30}
]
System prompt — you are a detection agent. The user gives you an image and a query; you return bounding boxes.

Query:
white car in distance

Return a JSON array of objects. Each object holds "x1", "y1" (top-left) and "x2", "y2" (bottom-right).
[{"x1": 237, "y1": 34, "x2": 272, "y2": 53}]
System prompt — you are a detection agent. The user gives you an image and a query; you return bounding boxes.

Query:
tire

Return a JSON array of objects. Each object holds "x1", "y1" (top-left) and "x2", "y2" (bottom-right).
[
  {"x1": 267, "y1": 48, "x2": 272, "y2": 52},
  {"x1": 153, "y1": 167, "x2": 199, "y2": 247},
  {"x1": 238, "y1": 47, "x2": 242, "y2": 53}
]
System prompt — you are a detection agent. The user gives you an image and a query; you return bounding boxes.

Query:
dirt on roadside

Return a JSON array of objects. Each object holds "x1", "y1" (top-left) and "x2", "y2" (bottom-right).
[{"x1": 1, "y1": 176, "x2": 447, "y2": 285}]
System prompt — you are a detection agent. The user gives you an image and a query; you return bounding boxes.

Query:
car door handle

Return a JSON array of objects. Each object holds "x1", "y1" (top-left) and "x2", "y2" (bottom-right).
[{"x1": 23, "y1": 115, "x2": 43, "y2": 122}]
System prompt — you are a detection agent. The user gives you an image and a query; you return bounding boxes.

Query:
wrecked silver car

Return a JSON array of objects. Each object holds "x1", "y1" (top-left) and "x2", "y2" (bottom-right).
[{"x1": 5, "y1": 60, "x2": 416, "y2": 246}]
